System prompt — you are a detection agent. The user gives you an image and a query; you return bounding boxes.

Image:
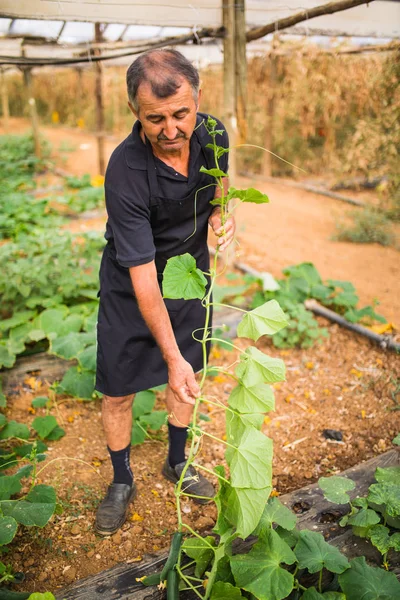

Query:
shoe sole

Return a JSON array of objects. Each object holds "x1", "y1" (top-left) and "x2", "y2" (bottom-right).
[
  {"x1": 161, "y1": 465, "x2": 213, "y2": 506},
  {"x1": 94, "y1": 485, "x2": 137, "y2": 536}
]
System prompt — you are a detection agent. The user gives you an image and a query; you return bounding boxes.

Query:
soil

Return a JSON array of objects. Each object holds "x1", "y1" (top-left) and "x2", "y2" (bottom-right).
[{"x1": 1, "y1": 119, "x2": 400, "y2": 594}]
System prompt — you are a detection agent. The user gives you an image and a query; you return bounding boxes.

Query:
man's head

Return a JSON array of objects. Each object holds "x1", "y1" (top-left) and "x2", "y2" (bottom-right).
[{"x1": 126, "y1": 49, "x2": 201, "y2": 155}]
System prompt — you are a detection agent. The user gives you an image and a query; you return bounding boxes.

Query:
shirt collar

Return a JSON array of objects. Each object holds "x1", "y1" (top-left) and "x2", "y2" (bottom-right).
[{"x1": 124, "y1": 114, "x2": 204, "y2": 171}]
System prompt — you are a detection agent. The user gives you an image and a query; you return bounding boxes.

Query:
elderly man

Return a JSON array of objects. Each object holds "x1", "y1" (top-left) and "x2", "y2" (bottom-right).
[{"x1": 94, "y1": 49, "x2": 235, "y2": 535}]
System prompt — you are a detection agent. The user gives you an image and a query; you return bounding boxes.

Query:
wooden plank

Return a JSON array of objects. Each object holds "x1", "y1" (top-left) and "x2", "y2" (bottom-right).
[{"x1": 56, "y1": 449, "x2": 399, "y2": 599}]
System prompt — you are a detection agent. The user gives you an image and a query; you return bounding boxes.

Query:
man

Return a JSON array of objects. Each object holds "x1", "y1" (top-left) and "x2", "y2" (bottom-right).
[{"x1": 94, "y1": 48, "x2": 235, "y2": 535}]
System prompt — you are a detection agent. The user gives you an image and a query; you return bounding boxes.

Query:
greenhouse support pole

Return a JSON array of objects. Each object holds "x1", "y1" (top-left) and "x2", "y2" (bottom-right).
[
  {"x1": 0, "y1": 69, "x2": 10, "y2": 133},
  {"x1": 235, "y1": 0, "x2": 247, "y2": 144},
  {"x1": 263, "y1": 38, "x2": 278, "y2": 176},
  {"x1": 22, "y1": 64, "x2": 41, "y2": 158},
  {"x1": 223, "y1": 0, "x2": 237, "y2": 181},
  {"x1": 94, "y1": 23, "x2": 106, "y2": 176}
]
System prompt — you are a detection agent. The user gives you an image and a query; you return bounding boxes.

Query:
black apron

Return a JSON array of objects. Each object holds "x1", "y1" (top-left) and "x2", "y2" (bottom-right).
[{"x1": 95, "y1": 136, "x2": 215, "y2": 396}]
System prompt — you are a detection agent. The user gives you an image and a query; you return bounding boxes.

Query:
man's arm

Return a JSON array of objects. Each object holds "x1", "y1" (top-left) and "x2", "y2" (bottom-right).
[{"x1": 129, "y1": 261, "x2": 200, "y2": 405}]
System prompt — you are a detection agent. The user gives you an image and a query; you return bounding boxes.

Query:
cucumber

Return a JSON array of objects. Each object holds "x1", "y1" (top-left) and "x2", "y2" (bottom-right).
[
  {"x1": 141, "y1": 571, "x2": 162, "y2": 587},
  {"x1": 160, "y1": 532, "x2": 183, "y2": 581},
  {"x1": 167, "y1": 569, "x2": 179, "y2": 600},
  {"x1": 0, "y1": 590, "x2": 30, "y2": 600}
]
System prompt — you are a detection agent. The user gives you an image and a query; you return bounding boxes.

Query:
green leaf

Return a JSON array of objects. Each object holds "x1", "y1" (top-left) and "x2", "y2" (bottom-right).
[
  {"x1": 367, "y1": 524, "x2": 391, "y2": 555},
  {"x1": 162, "y1": 253, "x2": 207, "y2": 300},
  {"x1": 31, "y1": 396, "x2": 49, "y2": 408},
  {"x1": 375, "y1": 466, "x2": 400, "y2": 486},
  {"x1": 275, "y1": 525, "x2": 300, "y2": 549},
  {"x1": 0, "y1": 310, "x2": 36, "y2": 332},
  {"x1": 294, "y1": 530, "x2": 350, "y2": 574},
  {"x1": 237, "y1": 300, "x2": 288, "y2": 342},
  {"x1": 225, "y1": 429, "x2": 272, "y2": 489},
  {"x1": 199, "y1": 166, "x2": 228, "y2": 178},
  {"x1": 211, "y1": 582, "x2": 243, "y2": 600},
  {"x1": 301, "y1": 589, "x2": 345, "y2": 600},
  {"x1": 31, "y1": 415, "x2": 58, "y2": 440},
  {"x1": 44, "y1": 425, "x2": 65, "y2": 441},
  {"x1": 367, "y1": 482, "x2": 400, "y2": 518},
  {"x1": 347, "y1": 508, "x2": 381, "y2": 528},
  {"x1": 0, "y1": 420, "x2": 30, "y2": 440},
  {"x1": 14, "y1": 440, "x2": 47, "y2": 457},
  {"x1": 226, "y1": 411, "x2": 264, "y2": 446},
  {"x1": 231, "y1": 528, "x2": 296, "y2": 600},
  {"x1": 37, "y1": 308, "x2": 68, "y2": 336},
  {"x1": 254, "y1": 497, "x2": 297, "y2": 535},
  {"x1": 0, "y1": 413, "x2": 6, "y2": 428},
  {"x1": 226, "y1": 486, "x2": 271, "y2": 540},
  {"x1": 2, "y1": 484, "x2": 56, "y2": 527},
  {"x1": 133, "y1": 390, "x2": 156, "y2": 419},
  {"x1": 318, "y1": 475, "x2": 355, "y2": 504},
  {"x1": 139, "y1": 410, "x2": 167, "y2": 431},
  {"x1": 131, "y1": 422, "x2": 146, "y2": 445},
  {"x1": 0, "y1": 515, "x2": 18, "y2": 545},
  {"x1": 228, "y1": 382, "x2": 275, "y2": 414},
  {"x1": 392, "y1": 433, "x2": 400, "y2": 446},
  {"x1": 182, "y1": 536, "x2": 216, "y2": 578},
  {"x1": 0, "y1": 475, "x2": 22, "y2": 500},
  {"x1": 227, "y1": 187, "x2": 269, "y2": 205},
  {"x1": 50, "y1": 332, "x2": 87, "y2": 360},
  {"x1": 0, "y1": 343, "x2": 16, "y2": 369},
  {"x1": 59, "y1": 366, "x2": 95, "y2": 400},
  {"x1": 27, "y1": 593, "x2": 56, "y2": 600},
  {"x1": 77, "y1": 344, "x2": 97, "y2": 371},
  {"x1": 338, "y1": 556, "x2": 400, "y2": 599},
  {"x1": 235, "y1": 347, "x2": 285, "y2": 387}
]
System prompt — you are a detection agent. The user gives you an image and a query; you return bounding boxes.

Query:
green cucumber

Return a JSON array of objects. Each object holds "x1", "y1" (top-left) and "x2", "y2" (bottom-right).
[
  {"x1": 141, "y1": 571, "x2": 162, "y2": 586},
  {"x1": 167, "y1": 569, "x2": 179, "y2": 600},
  {"x1": 160, "y1": 531, "x2": 183, "y2": 581}
]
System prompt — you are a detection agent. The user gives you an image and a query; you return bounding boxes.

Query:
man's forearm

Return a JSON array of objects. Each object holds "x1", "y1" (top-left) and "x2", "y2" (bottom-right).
[{"x1": 129, "y1": 262, "x2": 180, "y2": 365}]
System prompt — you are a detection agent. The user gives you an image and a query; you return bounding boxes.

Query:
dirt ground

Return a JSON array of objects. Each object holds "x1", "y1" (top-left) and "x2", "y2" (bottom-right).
[{"x1": 2, "y1": 119, "x2": 400, "y2": 593}]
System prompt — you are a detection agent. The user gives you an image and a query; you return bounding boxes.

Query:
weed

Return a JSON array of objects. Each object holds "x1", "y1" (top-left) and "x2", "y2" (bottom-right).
[{"x1": 333, "y1": 207, "x2": 396, "y2": 247}]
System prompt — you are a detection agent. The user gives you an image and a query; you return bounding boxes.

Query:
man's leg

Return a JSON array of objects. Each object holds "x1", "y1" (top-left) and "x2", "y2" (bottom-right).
[
  {"x1": 162, "y1": 385, "x2": 215, "y2": 504},
  {"x1": 95, "y1": 394, "x2": 136, "y2": 535}
]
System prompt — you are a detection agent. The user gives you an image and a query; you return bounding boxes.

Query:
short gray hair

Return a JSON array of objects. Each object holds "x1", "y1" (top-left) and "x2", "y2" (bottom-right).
[{"x1": 126, "y1": 49, "x2": 200, "y2": 111}]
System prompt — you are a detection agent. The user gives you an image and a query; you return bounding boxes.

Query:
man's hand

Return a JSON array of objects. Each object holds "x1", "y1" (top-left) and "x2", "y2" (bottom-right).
[
  {"x1": 167, "y1": 356, "x2": 201, "y2": 405},
  {"x1": 209, "y1": 207, "x2": 236, "y2": 252}
]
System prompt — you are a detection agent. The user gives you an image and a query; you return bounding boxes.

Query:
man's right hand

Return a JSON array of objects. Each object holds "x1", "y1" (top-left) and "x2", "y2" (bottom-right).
[{"x1": 167, "y1": 356, "x2": 201, "y2": 406}]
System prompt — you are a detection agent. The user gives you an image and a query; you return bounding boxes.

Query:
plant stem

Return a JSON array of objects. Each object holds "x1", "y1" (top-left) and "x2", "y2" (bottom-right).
[
  {"x1": 200, "y1": 430, "x2": 235, "y2": 449},
  {"x1": 176, "y1": 566, "x2": 205, "y2": 600},
  {"x1": 192, "y1": 462, "x2": 230, "y2": 484},
  {"x1": 208, "y1": 302, "x2": 247, "y2": 313},
  {"x1": 318, "y1": 568, "x2": 323, "y2": 593},
  {"x1": 208, "y1": 337, "x2": 245, "y2": 354}
]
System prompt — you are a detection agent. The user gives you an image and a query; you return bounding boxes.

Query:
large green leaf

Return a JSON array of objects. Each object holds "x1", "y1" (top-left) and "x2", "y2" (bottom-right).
[
  {"x1": 77, "y1": 344, "x2": 97, "y2": 371},
  {"x1": 367, "y1": 525, "x2": 392, "y2": 555},
  {"x1": 31, "y1": 415, "x2": 58, "y2": 440},
  {"x1": 227, "y1": 187, "x2": 269, "y2": 205},
  {"x1": 0, "y1": 414, "x2": 6, "y2": 428},
  {"x1": 367, "y1": 482, "x2": 400, "y2": 518},
  {"x1": 228, "y1": 382, "x2": 275, "y2": 414},
  {"x1": 37, "y1": 308, "x2": 68, "y2": 336},
  {"x1": 254, "y1": 497, "x2": 297, "y2": 535},
  {"x1": 0, "y1": 515, "x2": 18, "y2": 545},
  {"x1": 235, "y1": 347, "x2": 285, "y2": 387},
  {"x1": 318, "y1": 475, "x2": 355, "y2": 504},
  {"x1": 210, "y1": 582, "x2": 243, "y2": 599},
  {"x1": 50, "y1": 332, "x2": 87, "y2": 360},
  {"x1": 0, "y1": 475, "x2": 22, "y2": 500},
  {"x1": 231, "y1": 529, "x2": 296, "y2": 600},
  {"x1": 294, "y1": 530, "x2": 350, "y2": 574},
  {"x1": 375, "y1": 466, "x2": 400, "y2": 486},
  {"x1": 59, "y1": 366, "x2": 95, "y2": 400},
  {"x1": 200, "y1": 166, "x2": 228, "y2": 178},
  {"x1": 226, "y1": 411, "x2": 264, "y2": 446},
  {"x1": 2, "y1": 484, "x2": 56, "y2": 527},
  {"x1": 162, "y1": 253, "x2": 207, "y2": 300},
  {"x1": 133, "y1": 390, "x2": 156, "y2": 419},
  {"x1": 0, "y1": 343, "x2": 16, "y2": 369},
  {"x1": 131, "y1": 422, "x2": 146, "y2": 446},
  {"x1": 338, "y1": 556, "x2": 400, "y2": 600},
  {"x1": 140, "y1": 410, "x2": 167, "y2": 431},
  {"x1": 226, "y1": 429, "x2": 272, "y2": 489},
  {"x1": 182, "y1": 536, "x2": 216, "y2": 578},
  {"x1": 0, "y1": 310, "x2": 36, "y2": 332},
  {"x1": 27, "y1": 593, "x2": 56, "y2": 600},
  {"x1": 237, "y1": 300, "x2": 288, "y2": 341},
  {"x1": 226, "y1": 486, "x2": 271, "y2": 540},
  {"x1": 0, "y1": 420, "x2": 29, "y2": 440},
  {"x1": 301, "y1": 589, "x2": 345, "y2": 600},
  {"x1": 213, "y1": 466, "x2": 234, "y2": 537},
  {"x1": 347, "y1": 508, "x2": 380, "y2": 528}
]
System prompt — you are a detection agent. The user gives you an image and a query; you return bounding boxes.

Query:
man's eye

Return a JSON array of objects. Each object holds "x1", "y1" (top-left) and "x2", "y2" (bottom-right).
[
  {"x1": 175, "y1": 113, "x2": 186, "y2": 119},
  {"x1": 149, "y1": 117, "x2": 162, "y2": 124}
]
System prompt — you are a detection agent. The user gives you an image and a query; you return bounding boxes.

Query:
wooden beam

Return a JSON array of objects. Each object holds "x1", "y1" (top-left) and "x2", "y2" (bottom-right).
[
  {"x1": 263, "y1": 37, "x2": 278, "y2": 177},
  {"x1": 94, "y1": 23, "x2": 106, "y2": 176},
  {"x1": 234, "y1": 0, "x2": 247, "y2": 145},
  {"x1": 21, "y1": 48, "x2": 41, "y2": 158},
  {"x1": 0, "y1": 69, "x2": 10, "y2": 133},
  {"x1": 246, "y1": 0, "x2": 373, "y2": 43},
  {"x1": 222, "y1": 0, "x2": 236, "y2": 180}
]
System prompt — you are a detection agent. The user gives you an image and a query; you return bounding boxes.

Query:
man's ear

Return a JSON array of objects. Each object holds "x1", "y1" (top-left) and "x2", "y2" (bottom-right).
[{"x1": 128, "y1": 101, "x2": 139, "y2": 120}]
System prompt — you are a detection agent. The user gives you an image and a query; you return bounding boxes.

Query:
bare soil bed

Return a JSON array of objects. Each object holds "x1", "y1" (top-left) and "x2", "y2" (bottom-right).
[{"x1": 1, "y1": 119, "x2": 399, "y2": 594}]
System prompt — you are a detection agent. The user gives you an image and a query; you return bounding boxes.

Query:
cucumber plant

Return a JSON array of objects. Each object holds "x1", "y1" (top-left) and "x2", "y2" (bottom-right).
[{"x1": 139, "y1": 117, "x2": 400, "y2": 599}]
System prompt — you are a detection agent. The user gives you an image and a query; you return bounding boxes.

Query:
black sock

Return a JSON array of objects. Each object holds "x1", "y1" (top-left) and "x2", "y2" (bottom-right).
[
  {"x1": 168, "y1": 422, "x2": 188, "y2": 468},
  {"x1": 108, "y1": 443, "x2": 133, "y2": 487}
]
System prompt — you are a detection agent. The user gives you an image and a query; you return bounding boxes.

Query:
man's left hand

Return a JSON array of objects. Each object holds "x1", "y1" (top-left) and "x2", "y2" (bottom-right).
[{"x1": 209, "y1": 208, "x2": 236, "y2": 252}]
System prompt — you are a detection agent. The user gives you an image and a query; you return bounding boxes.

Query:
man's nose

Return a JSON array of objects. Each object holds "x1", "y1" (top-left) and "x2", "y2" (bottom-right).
[{"x1": 163, "y1": 120, "x2": 178, "y2": 140}]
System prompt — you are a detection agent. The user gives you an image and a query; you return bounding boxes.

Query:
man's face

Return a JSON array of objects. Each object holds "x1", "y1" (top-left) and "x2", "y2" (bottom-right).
[{"x1": 130, "y1": 79, "x2": 200, "y2": 155}]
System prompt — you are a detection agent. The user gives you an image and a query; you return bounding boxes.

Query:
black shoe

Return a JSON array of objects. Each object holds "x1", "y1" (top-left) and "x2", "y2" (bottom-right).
[
  {"x1": 95, "y1": 482, "x2": 136, "y2": 535},
  {"x1": 162, "y1": 459, "x2": 215, "y2": 505}
]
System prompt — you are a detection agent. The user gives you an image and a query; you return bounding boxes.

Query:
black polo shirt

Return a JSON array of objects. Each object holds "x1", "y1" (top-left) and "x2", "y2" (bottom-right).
[{"x1": 104, "y1": 112, "x2": 228, "y2": 268}]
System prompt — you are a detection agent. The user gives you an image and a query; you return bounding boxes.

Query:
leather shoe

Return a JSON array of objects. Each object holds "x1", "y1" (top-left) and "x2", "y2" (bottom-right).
[
  {"x1": 162, "y1": 459, "x2": 215, "y2": 505},
  {"x1": 95, "y1": 482, "x2": 136, "y2": 535}
]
